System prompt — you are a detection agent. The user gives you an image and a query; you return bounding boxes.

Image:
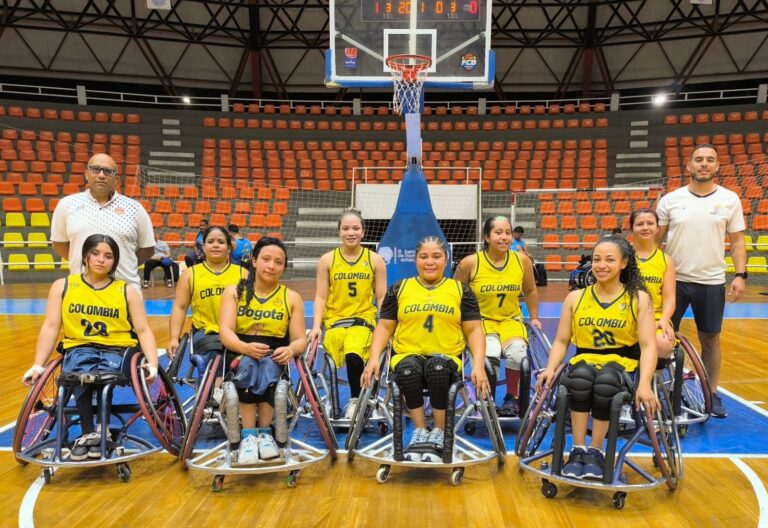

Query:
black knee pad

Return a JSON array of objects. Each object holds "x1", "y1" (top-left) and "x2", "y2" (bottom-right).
[
  {"x1": 424, "y1": 355, "x2": 458, "y2": 410},
  {"x1": 394, "y1": 356, "x2": 426, "y2": 409},
  {"x1": 563, "y1": 361, "x2": 597, "y2": 413},
  {"x1": 592, "y1": 363, "x2": 629, "y2": 421}
]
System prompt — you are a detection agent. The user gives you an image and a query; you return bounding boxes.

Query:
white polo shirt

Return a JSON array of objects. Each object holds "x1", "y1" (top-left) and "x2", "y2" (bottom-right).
[
  {"x1": 51, "y1": 190, "x2": 155, "y2": 289},
  {"x1": 656, "y1": 185, "x2": 745, "y2": 285}
]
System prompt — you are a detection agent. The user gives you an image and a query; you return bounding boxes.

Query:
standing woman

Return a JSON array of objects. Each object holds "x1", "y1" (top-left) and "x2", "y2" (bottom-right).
[
  {"x1": 219, "y1": 237, "x2": 307, "y2": 465},
  {"x1": 22, "y1": 234, "x2": 159, "y2": 461},
  {"x1": 454, "y1": 216, "x2": 542, "y2": 417},
  {"x1": 309, "y1": 208, "x2": 387, "y2": 419},
  {"x1": 362, "y1": 236, "x2": 489, "y2": 463},
  {"x1": 629, "y1": 208, "x2": 677, "y2": 359},
  {"x1": 536, "y1": 236, "x2": 658, "y2": 480}
]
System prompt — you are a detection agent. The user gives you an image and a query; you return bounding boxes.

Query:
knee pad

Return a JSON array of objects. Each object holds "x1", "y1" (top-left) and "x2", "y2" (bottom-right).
[
  {"x1": 485, "y1": 334, "x2": 502, "y2": 359},
  {"x1": 502, "y1": 339, "x2": 528, "y2": 369},
  {"x1": 394, "y1": 356, "x2": 426, "y2": 409},
  {"x1": 424, "y1": 356, "x2": 458, "y2": 410},
  {"x1": 592, "y1": 363, "x2": 628, "y2": 420},
  {"x1": 563, "y1": 361, "x2": 597, "y2": 410}
]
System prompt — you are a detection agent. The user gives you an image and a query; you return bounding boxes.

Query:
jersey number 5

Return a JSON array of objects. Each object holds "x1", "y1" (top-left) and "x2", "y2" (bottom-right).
[
  {"x1": 592, "y1": 329, "x2": 615, "y2": 348},
  {"x1": 81, "y1": 318, "x2": 109, "y2": 337},
  {"x1": 348, "y1": 282, "x2": 357, "y2": 297}
]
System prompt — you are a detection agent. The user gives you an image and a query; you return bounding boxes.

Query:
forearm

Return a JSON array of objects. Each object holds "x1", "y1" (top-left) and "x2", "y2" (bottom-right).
[
  {"x1": 731, "y1": 241, "x2": 747, "y2": 273},
  {"x1": 168, "y1": 307, "x2": 188, "y2": 342},
  {"x1": 524, "y1": 291, "x2": 540, "y2": 320},
  {"x1": 52, "y1": 241, "x2": 69, "y2": 260},
  {"x1": 137, "y1": 330, "x2": 159, "y2": 367},
  {"x1": 32, "y1": 327, "x2": 59, "y2": 366},
  {"x1": 312, "y1": 297, "x2": 326, "y2": 329}
]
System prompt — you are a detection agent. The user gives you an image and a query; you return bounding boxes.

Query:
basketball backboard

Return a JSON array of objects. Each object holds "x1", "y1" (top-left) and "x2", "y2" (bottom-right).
[{"x1": 327, "y1": 0, "x2": 493, "y2": 89}]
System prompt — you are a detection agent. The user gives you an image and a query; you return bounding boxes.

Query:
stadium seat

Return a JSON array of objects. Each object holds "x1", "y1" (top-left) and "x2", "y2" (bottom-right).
[
  {"x1": 3, "y1": 232, "x2": 24, "y2": 249},
  {"x1": 8, "y1": 254, "x2": 30, "y2": 271},
  {"x1": 33, "y1": 254, "x2": 57, "y2": 271},
  {"x1": 28, "y1": 232, "x2": 49, "y2": 249},
  {"x1": 544, "y1": 255, "x2": 562, "y2": 272},
  {"x1": 747, "y1": 256, "x2": 767, "y2": 274}
]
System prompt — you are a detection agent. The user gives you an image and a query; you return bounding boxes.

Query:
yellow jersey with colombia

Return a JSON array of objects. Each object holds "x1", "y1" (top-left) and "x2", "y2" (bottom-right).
[
  {"x1": 61, "y1": 274, "x2": 137, "y2": 350},
  {"x1": 380, "y1": 277, "x2": 481, "y2": 368},
  {"x1": 324, "y1": 247, "x2": 377, "y2": 326},
  {"x1": 469, "y1": 250, "x2": 524, "y2": 321},
  {"x1": 190, "y1": 262, "x2": 244, "y2": 334},
  {"x1": 636, "y1": 249, "x2": 666, "y2": 319},
  {"x1": 235, "y1": 284, "x2": 292, "y2": 349},
  {"x1": 570, "y1": 285, "x2": 639, "y2": 371}
]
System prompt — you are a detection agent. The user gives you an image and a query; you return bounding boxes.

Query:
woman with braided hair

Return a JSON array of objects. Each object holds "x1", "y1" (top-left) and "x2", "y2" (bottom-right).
[{"x1": 536, "y1": 236, "x2": 659, "y2": 481}]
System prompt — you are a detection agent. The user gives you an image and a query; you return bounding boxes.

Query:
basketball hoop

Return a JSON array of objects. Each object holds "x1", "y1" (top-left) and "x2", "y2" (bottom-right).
[{"x1": 386, "y1": 54, "x2": 432, "y2": 115}]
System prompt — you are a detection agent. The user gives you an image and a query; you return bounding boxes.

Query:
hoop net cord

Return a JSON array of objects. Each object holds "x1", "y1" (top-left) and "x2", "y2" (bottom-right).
[{"x1": 387, "y1": 55, "x2": 430, "y2": 116}]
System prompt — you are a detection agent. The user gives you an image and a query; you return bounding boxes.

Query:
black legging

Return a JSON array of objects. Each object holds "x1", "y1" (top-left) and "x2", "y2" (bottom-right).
[{"x1": 143, "y1": 259, "x2": 179, "y2": 282}]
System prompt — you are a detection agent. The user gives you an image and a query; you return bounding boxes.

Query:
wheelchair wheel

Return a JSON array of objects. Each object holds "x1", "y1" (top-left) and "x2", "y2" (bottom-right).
[
  {"x1": 179, "y1": 354, "x2": 221, "y2": 466},
  {"x1": 131, "y1": 354, "x2": 187, "y2": 456},
  {"x1": 295, "y1": 355, "x2": 338, "y2": 459},
  {"x1": 13, "y1": 357, "x2": 63, "y2": 465},
  {"x1": 678, "y1": 336, "x2": 712, "y2": 419},
  {"x1": 479, "y1": 395, "x2": 506, "y2": 464},
  {"x1": 166, "y1": 333, "x2": 190, "y2": 381},
  {"x1": 644, "y1": 400, "x2": 683, "y2": 490},
  {"x1": 515, "y1": 365, "x2": 562, "y2": 458}
]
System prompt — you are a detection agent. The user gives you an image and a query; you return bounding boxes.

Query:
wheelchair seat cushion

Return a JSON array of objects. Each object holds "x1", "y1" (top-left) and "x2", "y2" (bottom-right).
[{"x1": 61, "y1": 345, "x2": 134, "y2": 382}]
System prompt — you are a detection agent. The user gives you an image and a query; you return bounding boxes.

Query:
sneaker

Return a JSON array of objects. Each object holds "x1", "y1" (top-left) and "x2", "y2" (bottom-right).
[
  {"x1": 404, "y1": 427, "x2": 430, "y2": 462},
  {"x1": 497, "y1": 394, "x2": 520, "y2": 417},
  {"x1": 142, "y1": 280, "x2": 150, "y2": 289},
  {"x1": 619, "y1": 404, "x2": 634, "y2": 423},
  {"x1": 711, "y1": 393, "x2": 727, "y2": 418},
  {"x1": 235, "y1": 435, "x2": 259, "y2": 465},
  {"x1": 220, "y1": 382, "x2": 241, "y2": 444},
  {"x1": 70, "y1": 432, "x2": 100, "y2": 461},
  {"x1": 582, "y1": 447, "x2": 606, "y2": 480},
  {"x1": 421, "y1": 428, "x2": 445, "y2": 463},
  {"x1": 344, "y1": 397, "x2": 359, "y2": 420},
  {"x1": 561, "y1": 447, "x2": 586, "y2": 479},
  {"x1": 166, "y1": 279, "x2": 173, "y2": 288},
  {"x1": 258, "y1": 432, "x2": 280, "y2": 460}
]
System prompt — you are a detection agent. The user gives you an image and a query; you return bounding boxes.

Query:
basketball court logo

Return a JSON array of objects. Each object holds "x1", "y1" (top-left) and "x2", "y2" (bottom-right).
[
  {"x1": 344, "y1": 47, "x2": 358, "y2": 71},
  {"x1": 460, "y1": 53, "x2": 477, "y2": 71}
]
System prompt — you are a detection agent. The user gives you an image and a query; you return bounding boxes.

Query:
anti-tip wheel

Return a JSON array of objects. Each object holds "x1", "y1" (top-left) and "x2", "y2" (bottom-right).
[
  {"x1": 450, "y1": 468, "x2": 464, "y2": 486},
  {"x1": 286, "y1": 470, "x2": 300, "y2": 488},
  {"x1": 377, "y1": 422, "x2": 389, "y2": 435},
  {"x1": 463, "y1": 422, "x2": 477, "y2": 436},
  {"x1": 376, "y1": 465, "x2": 390, "y2": 483},
  {"x1": 117, "y1": 464, "x2": 131, "y2": 483},
  {"x1": 211, "y1": 474, "x2": 225, "y2": 492},
  {"x1": 42, "y1": 468, "x2": 52, "y2": 484},
  {"x1": 541, "y1": 480, "x2": 558, "y2": 499},
  {"x1": 613, "y1": 492, "x2": 627, "y2": 510}
]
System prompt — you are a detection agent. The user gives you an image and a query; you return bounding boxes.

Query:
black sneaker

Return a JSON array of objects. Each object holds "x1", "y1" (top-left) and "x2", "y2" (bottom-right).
[
  {"x1": 582, "y1": 447, "x2": 605, "y2": 480},
  {"x1": 711, "y1": 393, "x2": 727, "y2": 418},
  {"x1": 497, "y1": 394, "x2": 520, "y2": 417},
  {"x1": 71, "y1": 432, "x2": 100, "y2": 461},
  {"x1": 561, "y1": 447, "x2": 586, "y2": 479}
]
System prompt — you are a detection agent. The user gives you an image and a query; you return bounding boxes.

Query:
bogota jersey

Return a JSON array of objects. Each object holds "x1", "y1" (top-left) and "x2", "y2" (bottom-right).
[
  {"x1": 324, "y1": 247, "x2": 377, "y2": 326},
  {"x1": 235, "y1": 284, "x2": 292, "y2": 349},
  {"x1": 61, "y1": 274, "x2": 137, "y2": 350},
  {"x1": 470, "y1": 250, "x2": 524, "y2": 322},
  {"x1": 571, "y1": 285, "x2": 639, "y2": 364},
  {"x1": 636, "y1": 249, "x2": 666, "y2": 319},
  {"x1": 190, "y1": 262, "x2": 244, "y2": 334}
]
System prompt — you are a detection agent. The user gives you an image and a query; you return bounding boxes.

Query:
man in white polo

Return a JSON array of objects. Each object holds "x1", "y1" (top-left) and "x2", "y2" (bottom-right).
[
  {"x1": 656, "y1": 143, "x2": 747, "y2": 418},
  {"x1": 51, "y1": 153, "x2": 156, "y2": 290}
]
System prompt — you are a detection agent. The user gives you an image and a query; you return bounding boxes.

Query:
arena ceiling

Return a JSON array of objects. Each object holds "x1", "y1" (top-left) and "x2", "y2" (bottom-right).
[{"x1": 1, "y1": 0, "x2": 767, "y2": 99}]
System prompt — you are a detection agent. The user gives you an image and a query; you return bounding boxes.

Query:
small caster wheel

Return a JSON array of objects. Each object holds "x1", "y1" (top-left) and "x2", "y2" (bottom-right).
[
  {"x1": 450, "y1": 468, "x2": 464, "y2": 486},
  {"x1": 541, "y1": 479, "x2": 558, "y2": 499},
  {"x1": 376, "y1": 465, "x2": 390, "y2": 483},
  {"x1": 540, "y1": 461, "x2": 550, "y2": 471},
  {"x1": 42, "y1": 468, "x2": 52, "y2": 484},
  {"x1": 211, "y1": 474, "x2": 225, "y2": 492},
  {"x1": 286, "y1": 470, "x2": 300, "y2": 488},
  {"x1": 463, "y1": 422, "x2": 477, "y2": 436},
  {"x1": 678, "y1": 425, "x2": 688, "y2": 439},
  {"x1": 377, "y1": 422, "x2": 388, "y2": 435},
  {"x1": 613, "y1": 492, "x2": 627, "y2": 510},
  {"x1": 117, "y1": 464, "x2": 131, "y2": 483}
]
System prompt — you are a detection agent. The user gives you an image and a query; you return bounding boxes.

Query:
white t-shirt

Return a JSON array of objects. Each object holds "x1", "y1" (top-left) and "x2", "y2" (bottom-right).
[
  {"x1": 51, "y1": 190, "x2": 155, "y2": 289},
  {"x1": 656, "y1": 185, "x2": 745, "y2": 284}
]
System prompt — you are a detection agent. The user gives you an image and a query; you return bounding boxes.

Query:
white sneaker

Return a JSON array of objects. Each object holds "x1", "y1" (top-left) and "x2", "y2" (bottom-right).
[
  {"x1": 258, "y1": 432, "x2": 280, "y2": 460},
  {"x1": 344, "y1": 397, "x2": 359, "y2": 420},
  {"x1": 236, "y1": 435, "x2": 259, "y2": 465},
  {"x1": 421, "y1": 428, "x2": 445, "y2": 463},
  {"x1": 404, "y1": 427, "x2": 430, "y2": 462}
]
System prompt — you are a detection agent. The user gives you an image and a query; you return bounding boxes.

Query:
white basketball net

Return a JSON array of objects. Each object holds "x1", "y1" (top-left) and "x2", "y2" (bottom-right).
[{"x1": 387, "y1": 55, "x2": 431, "y2": 116}]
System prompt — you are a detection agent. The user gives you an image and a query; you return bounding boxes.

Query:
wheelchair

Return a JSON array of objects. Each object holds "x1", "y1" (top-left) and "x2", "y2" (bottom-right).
[
  {"x1": 13, "y1": 348, "x2": 186, "y2": 484},
  {"x1": 177, "y1": 341, "x2": 338, "y2": 491},
  {"x1": 345, "y1": 348, "x2": 506, "y2": 486},
  {"x1": 516, "y1": 362, "x2": 683, "y2": 509}
]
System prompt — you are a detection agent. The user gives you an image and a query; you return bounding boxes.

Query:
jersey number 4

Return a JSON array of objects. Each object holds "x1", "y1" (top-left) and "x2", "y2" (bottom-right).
[
  {"x1": 81, "y1": 318, "x2": 109, "y2": 337},
  {"x1": 592, "y1": 329, "x2": 615, "y2": 348},
  {"x1": 423, "y1": 314, "x2": 434, "y2": 333}
]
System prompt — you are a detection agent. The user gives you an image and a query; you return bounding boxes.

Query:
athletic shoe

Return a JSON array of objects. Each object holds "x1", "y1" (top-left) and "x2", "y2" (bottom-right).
[
  {"x1": 344, "y1": 398, "x2": 359, "y2": 420},
  {"x1": 561, "y1": 447, "x2": 586, "y2": 479},
  {"x1": 166, "y1": 279, "x2": 173, "y2": 288},
  {"x1": 582, "y1": 447, "x2": 605, "y2": 480},
  {"x1": 142, "y1": 281, "x2": 150, "y2": 289},
  {"x1": 221, "y1": 382, "x2": 241, "y2": 444},
  {"x1": 404, "y1": 427, "x2": 430, "y2": 462},
  {"x1": 711, "y1": 393, "x2": 727, "y2": 418},
  {"x1": 497, "y1": 394, "x2": 520, "y2": 417},
  {"x1": 421, "y1": 428, "x2": 445, "y2": 463},
  {"x1": 71, "y1": 432, "x2": 101, "y2": 461},
  {"x1": 258, "y1": 432, "x2": 280, "y2": 460},
  {"x1": 236, "y1": 435, "x2": 259, "y2": 465}
]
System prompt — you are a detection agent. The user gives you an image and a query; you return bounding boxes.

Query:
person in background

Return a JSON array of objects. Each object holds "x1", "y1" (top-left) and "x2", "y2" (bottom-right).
[
  {"x1": 511, "y1": 226, "x2": 526, "y2": 252},
  {"x1": 142, "y1": 239, "x2": 179, "y2": 288},
  {"x1": 185, "y1": 218, "x2": 209, "y2": 268},
  {"x1": 228, "y1": 224, "x2": 252, "y2": 268}
]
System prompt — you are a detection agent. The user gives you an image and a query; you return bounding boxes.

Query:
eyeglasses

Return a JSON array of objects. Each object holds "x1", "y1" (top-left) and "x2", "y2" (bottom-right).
[{"x1": 87, "y1": 165, "x2": 118, "y2": 177}]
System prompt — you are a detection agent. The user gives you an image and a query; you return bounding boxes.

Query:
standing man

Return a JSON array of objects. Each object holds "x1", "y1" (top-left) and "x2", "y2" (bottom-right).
[
  {"x1": 51, "y1": 153, "x2": 156, "y2": 290},
  {"x1": 656, "y1": 144, "x2": 747, "y2": 418}
]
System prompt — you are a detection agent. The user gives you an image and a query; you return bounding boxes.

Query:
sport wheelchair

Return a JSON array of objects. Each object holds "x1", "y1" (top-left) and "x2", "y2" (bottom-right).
[
  {"x1": 516, "y1": 362, "x2": 682, "y2": 509},
  {"x1": 14, "y1": 348, "x2": 186, "y2": 484},
  {"x1": 345, "y1": 348, "x2": 506, "y2": 486},
  {"x1": 177, "y1": 340, "x2": 338, "y2": 491}
]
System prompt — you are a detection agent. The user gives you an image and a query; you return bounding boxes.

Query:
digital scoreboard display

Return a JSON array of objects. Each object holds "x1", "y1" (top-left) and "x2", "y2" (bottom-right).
[{"x1": 360, "y1": 0, "x2": 481, "y2": 22}]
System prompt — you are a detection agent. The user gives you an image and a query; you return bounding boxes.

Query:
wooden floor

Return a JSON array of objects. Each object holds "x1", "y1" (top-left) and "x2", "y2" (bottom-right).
[{"x1": 2, "y1": 283, "x2": 767, "y2": 527}]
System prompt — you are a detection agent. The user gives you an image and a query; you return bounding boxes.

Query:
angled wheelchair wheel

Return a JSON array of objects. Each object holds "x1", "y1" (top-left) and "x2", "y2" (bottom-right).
[
  {"x1": 295, "y1": 355, "x2": 338, "y2": 459},
  {"x1": 644, "y1": 395, "x2": 683, "y2": 490},
  {"x1": 179, "y1": 354, "x2": 221, "y2": 466},
  {"x1": 515, "y1": 365, "x2": 563, "y2": 458},
  {"x1": 13, "y1": 357, "x2": 63, "y2": 465},
  {"x1": 678, "y1": 336, "x2": 712, "y2": 419},
  {"x1": 344, "y1": 381, "x2": 377, "y2": 459},
  {"x1": 479, "y1": 394, "x2": 506, "y2": 464},
  {"x1": 524, "y1": 322, "x2": 552, "y2": 372},
  {"x1": 131, "y1": 354, "x2": 188, "y2": 456},
  {"x1": 166, "y1": 333, "x2": 190, "y2": 381}
]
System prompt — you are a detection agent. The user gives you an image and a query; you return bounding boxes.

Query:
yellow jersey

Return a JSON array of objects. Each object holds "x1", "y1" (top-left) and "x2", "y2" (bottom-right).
[
  {"x1": 469, "y1": 250, "x2": 524, "y2": 322},
  {"x1": 190, "y1": 262, "x2": 244, "y2": 334},
  {"x1": 636, "y1": 249, "x2": 666, "y2": 319},
  {"x1": 324, "y1": 247, "x2": 377, "y2": 326},
  {"x1": 235, "y1": 284, "x2": 292, "y2": 349},
  {"x1": 61, "y1": 274, "x2": 137, "y2": 350}
]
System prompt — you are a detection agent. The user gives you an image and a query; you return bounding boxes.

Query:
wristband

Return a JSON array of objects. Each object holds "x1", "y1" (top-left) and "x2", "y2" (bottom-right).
[{"x1": 30, "y1": 365, "x2": 46, "y2": 376}]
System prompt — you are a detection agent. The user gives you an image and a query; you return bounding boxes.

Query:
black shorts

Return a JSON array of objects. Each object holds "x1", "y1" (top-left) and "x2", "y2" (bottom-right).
[{"x1": 671, "y1": 281, "x2": 725, "y2": 334}]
